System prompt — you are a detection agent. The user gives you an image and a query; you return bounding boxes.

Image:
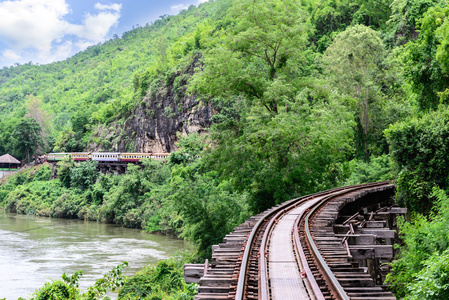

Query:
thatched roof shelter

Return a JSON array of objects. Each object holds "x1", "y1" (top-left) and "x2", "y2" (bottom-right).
[
  {"x1": 0, "y1": 154, "x2": 21, "y2": 170},
  {"x1": 0, "y1": 154, "x2": 20, "y2": 164}
]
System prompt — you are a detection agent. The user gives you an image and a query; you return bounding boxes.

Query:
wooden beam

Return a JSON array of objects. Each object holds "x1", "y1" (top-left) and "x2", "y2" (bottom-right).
[
  {"x1": 358, "y1": 228, "x2": 395, "y2": 239},
  {"x1": 335, "y1": 234, "x2": 376, "y2": 245},
  {"x1": 184, "y1": 263, "x2": 206, "y2": 283},
  {"x1": 349, "y1": 245, "x2": 393, "y2": 259},
  {"x1": 364, "y1": 221, "x2": 386, "y2": 228}
]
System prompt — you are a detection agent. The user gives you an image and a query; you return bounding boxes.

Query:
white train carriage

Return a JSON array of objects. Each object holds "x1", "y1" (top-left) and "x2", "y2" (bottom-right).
[{"x1": 91, "y1": 152, "x2": 120, "y2": 162}]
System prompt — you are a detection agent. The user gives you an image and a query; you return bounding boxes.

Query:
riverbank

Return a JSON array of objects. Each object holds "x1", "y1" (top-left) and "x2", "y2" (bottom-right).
[
  {"x1": 0, "y1": 209, "x2": 191, "y2": 299},
  {"x1": 0, "y1": 162, "x2": 178, "y2": 232},
  {"x1": 0, "y1": 156, "x2": 250, "y2": 260}
]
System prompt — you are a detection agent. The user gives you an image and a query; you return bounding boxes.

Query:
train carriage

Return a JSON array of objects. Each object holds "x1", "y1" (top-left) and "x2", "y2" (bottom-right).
[
  {"x1": 47, "y1": 153, "x2": 70, "y2": 161},
  {"x1": 120, "y1": 153, "x2": 153, "y2": 162},
  {"x1": 150, "y1": 153, "x2": 170, "y2": 160},
  {"x1": 91, "y1": 152, "x2": 120, "y2": 162},
  {"x1": 71, "y1": 153, "x2": 91, "y2": 161}
]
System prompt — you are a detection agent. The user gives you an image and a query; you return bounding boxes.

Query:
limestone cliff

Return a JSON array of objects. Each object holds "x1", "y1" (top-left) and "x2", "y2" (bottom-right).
[{"x1": 90, "y1": 55, "x2": 213, "y2": 153}]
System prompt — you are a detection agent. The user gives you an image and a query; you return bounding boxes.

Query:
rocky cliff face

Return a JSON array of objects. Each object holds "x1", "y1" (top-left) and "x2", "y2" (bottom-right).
[{"x1": 90, "y1": 55, "x2": 213, "y2": 153}]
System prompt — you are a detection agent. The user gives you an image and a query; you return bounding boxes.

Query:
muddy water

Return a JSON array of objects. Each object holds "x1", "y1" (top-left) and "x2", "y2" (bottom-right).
[{"x1": 0, "y1": 210, "x2": 190, "y2": 299}]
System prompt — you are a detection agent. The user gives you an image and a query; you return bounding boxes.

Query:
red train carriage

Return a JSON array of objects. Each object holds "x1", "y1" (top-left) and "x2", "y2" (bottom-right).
[{"x1": 71, "y1": 153, "x2": 90, "y2": 161}]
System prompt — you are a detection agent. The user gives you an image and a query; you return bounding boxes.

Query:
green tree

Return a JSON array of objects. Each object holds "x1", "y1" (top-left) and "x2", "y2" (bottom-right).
[
  {"x1": 385, "y1": 106, "x2": 449, "y2": 212},
  {"x1": 11, "y1": 118, "x2": 43, "y2": 162},
  {"x1": 405, "y1": 248, "x2": 449, "y2": 300},
  {"x1": 53, "y1": 128, "x2": 85, "y2": 152},
  {"x1": 402, "y1": 3, "x2": 449, "y2": 110},
  {"x1": 353, "y1": 0, "x2": 393, "y2": 28},
  {"x1": 57, "y1": 158, "x2": 75, "y2": 188},
  {"x1": 0, "y1": 117, "x2": 18, "y2": 155},
  {"x1": 323, "y1": 24, "x2": 386, "y2": 158},
  {"x1": 190, "y1": 0, "x2": 311, "y2": 114},
  {"x1": 386, "y1": 0, "x2": 444, "y2": 46},
  {"x1": 70, "y1": 160, "x2": 99, "y2": 191},
  {"x1": 189, "y1": 0, "x2": 355, "y2": 211},
  {"x1": 345, "y1": 154, "x2": 394, "y2": 185},
  {"x1": 309, "y1": 0, "x2": 358, "y2": 51},
  {"x1": 170, "y1": 164, "x2": 250, "y2": 257},
  {"x1": 204, "y1": 90, "x2": 354, "y2": 212}
]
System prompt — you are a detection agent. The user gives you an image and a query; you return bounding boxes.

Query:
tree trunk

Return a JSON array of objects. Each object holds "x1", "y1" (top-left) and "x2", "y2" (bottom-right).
[{"x1": 364, "y1": 88, "x2": 369, "y2": 158}]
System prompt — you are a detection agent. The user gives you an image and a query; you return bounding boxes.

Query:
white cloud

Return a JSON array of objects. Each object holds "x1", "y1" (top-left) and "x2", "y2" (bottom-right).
[
  {"x1": 94, "y1": 3, "x2": 122, "y2": 12},
  {"x1": 0, "y1": 0, "x2": 121, "y2": 67},
  {"x1": 171, "y1": 0, "x2": 208, "y2": 13},
  {"x1": 2, "y1": 49, "x2": 21, "y2": 61},
  {"x1": 79, "y1": 7, "x2": 121, "y2": 41},
  {"x1": 171, "y1": 4, "x2": 189, "y2": 12}
]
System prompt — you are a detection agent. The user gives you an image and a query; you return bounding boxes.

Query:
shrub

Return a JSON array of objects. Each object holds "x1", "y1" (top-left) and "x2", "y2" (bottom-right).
[
  {"x1": 118, "y1": 255, "x2": 196, "y2": 300},
  {"x1": 31, "y1": 280, "x2": 75, "y2": 300}
]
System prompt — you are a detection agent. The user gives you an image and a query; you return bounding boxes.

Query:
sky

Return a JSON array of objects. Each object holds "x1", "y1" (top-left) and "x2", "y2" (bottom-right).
[{"x1": 0, "y1": 0, "x2": 208, "y2": 68}]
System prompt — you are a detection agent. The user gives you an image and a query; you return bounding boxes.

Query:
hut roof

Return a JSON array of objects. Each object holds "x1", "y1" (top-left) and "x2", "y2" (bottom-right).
[{"x1": 0, "y1": 154, "x2": 20, "y2": 164}]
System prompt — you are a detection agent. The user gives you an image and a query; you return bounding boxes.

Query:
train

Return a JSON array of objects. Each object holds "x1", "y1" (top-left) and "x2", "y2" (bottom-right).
[{"x1": 46, "y1": 152, "x2": 170, "y2": 163}]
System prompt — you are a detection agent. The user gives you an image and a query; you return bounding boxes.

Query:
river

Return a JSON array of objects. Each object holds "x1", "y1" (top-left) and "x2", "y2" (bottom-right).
[{"x1": 0, "y1": 209, "x2": 190, "y2": 299}]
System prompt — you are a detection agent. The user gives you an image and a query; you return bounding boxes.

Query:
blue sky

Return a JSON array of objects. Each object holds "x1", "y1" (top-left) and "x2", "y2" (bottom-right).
[{"x1": 0, "y1": 0, "x2": 208, "y2": 68}]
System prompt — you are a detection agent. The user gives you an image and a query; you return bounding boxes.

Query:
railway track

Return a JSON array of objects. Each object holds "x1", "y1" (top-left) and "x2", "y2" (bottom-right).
[{"x1": 192, "y1": 182, "x2": 402, "y2": 300}]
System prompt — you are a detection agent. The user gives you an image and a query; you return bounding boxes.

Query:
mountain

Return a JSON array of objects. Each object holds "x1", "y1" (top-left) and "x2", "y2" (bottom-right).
[{"x1": 0, "y1": 0, "x2": 230, "y2": 153}]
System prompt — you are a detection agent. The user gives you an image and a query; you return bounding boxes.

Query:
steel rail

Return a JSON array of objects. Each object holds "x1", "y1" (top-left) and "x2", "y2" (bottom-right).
[
  {"x1": 235, "y1": 198, "x2": 298, "y2": 300},
  {"x1": 258, "y1": 208, "x2": 286, "y2": 300},
  {"x1": 304, "y1": 192, "x2": 351, "y2": 300},
  {"x1": 302, "y1": 182, "x2": 391, "y2": 300},
  {"x1": 293, "y1": 186, "x2": 371, "y2": 300},
  {"x1": 293, "y1": 205, "x2": 326, "y2": 300}
]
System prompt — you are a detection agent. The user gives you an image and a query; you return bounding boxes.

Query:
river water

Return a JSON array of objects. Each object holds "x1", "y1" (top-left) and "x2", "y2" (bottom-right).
[{"x1": 0, "y1": 210, "x2": 190, "y2": 299}]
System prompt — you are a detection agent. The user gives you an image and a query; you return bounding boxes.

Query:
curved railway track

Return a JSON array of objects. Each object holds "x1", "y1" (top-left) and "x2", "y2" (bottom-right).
[{"x1": 193, "y1": 182, "x2": 400, "y2": 300}]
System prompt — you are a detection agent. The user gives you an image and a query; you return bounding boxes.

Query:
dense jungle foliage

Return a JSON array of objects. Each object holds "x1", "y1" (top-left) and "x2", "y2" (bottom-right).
[{"x1": 3, "y1": 0, "x2": 449, "y2": 298}]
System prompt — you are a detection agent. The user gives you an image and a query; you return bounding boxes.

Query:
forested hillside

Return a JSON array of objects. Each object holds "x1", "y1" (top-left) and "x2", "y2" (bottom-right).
[
  {"x1": 0, "y1": 1, "x2": 229, "y2": 157},
  {"x1": 3, "y1": 0, "x2": 449, "y2": 298}
]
